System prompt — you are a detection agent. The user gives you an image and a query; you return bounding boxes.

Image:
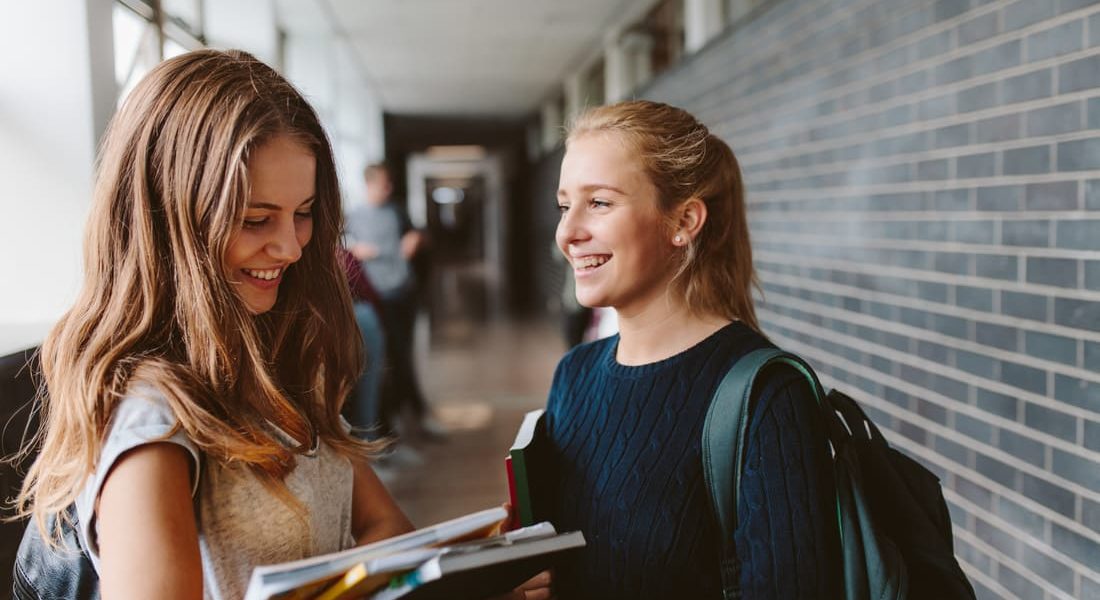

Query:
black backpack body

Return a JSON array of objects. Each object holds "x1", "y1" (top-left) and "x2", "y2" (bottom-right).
[{"x1": 702, "y1": 348, "x2": 976, "y2": 600}]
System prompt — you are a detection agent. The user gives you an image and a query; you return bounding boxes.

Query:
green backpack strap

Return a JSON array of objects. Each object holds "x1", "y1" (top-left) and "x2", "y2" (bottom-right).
[{"x1": 702, "y1": 348, "x2": 826, "y2": 599}]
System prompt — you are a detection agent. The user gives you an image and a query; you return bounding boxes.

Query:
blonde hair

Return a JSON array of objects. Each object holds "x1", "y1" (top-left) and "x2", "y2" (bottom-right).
[
  {"x1": 16, "y1": 49, "x2": 373, "y2": 537},
  {"x1": 567, "y1": 100, "x2": 760, "y2": 331}
]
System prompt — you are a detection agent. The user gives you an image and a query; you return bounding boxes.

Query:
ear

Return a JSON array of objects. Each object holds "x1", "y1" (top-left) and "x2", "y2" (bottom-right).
[{"x1": 673, "y1": 198, "x2": 707, "y2": 245}]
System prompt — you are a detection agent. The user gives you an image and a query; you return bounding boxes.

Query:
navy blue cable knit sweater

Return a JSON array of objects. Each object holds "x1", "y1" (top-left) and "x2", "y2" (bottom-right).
[{"x1": 544, "y1": 322, "x2": 840, "y2": 599}]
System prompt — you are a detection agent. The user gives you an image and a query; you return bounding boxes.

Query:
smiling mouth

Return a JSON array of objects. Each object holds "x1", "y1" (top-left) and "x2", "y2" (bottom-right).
[
  {"x1": 572, "y1": 255, "x2": 610, "y2": 271},
  {"x1": 242, "y1": 267, "x2": 282, "y2": 281}
]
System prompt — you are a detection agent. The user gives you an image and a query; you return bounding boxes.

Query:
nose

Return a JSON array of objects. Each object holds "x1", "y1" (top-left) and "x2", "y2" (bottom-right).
[
  {"x1": 266, "y1": 220, "x2": 304, "y2": 263},
  {"x1": 556, "y1": 204, "x2": 588, "y2": 253}
]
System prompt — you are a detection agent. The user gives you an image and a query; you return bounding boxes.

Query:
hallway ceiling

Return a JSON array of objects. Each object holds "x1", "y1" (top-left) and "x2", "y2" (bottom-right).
[{"x1": 275, "y1": 0, "x2": 643, "y2": 118}]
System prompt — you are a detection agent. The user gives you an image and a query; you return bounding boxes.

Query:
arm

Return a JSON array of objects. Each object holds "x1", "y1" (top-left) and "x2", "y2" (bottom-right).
[
  {"x1": 350, "y1": 455, "x2": 414, "y2": 545},
  {"x1": 97, "y1": 442, "x2": 202, "y2": 600},
  {"x1": 735, "y1": 372, "x2": 841, "y2": 599}
]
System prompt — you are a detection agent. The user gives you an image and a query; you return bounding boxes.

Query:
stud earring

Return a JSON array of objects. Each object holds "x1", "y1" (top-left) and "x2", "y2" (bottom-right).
[{"x1": 674, "y1": 235, "x2": 683, "y2": 244}]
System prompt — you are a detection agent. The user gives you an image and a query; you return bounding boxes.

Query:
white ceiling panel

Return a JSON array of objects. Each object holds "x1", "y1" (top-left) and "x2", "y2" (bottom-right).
[{"x1": 275, "y1": 0, "x2": 646, "y2": 117}]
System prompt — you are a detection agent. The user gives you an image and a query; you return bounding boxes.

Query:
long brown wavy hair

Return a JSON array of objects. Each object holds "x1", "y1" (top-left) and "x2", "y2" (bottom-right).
[
  {"x1": 15, "y1": 49, "x2": 372, "y2": 537},
  {"x1": 567, "y1": 100, "x2": 761, "y2": 331}
]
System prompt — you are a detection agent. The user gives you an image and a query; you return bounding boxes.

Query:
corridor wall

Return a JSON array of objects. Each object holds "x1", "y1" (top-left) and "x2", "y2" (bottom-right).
[{"x1": 639, "y1": 0, "x2": 1100, "y2": 598}]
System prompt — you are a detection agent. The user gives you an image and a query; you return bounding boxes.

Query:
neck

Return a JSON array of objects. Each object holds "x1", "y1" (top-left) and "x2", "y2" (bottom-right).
[{"x1": 615, "y1": 300, "x2": 730, "y2": 366}]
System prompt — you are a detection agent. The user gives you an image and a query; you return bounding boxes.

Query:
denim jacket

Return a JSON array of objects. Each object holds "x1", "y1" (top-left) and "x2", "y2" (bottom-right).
[{"x1": 12, "y1": 506, "x2": 99, "y2": 600}]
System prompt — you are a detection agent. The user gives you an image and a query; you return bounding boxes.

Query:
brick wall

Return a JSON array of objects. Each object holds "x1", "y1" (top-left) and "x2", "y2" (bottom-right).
[{"x1": 639, "y1": 0, "x2": 1100, "y2": 598}]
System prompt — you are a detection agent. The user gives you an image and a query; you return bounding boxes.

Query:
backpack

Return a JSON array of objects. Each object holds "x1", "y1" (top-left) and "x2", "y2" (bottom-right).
[{"x1": 702, "y1": 348, "x2": 976, "y2": 600}]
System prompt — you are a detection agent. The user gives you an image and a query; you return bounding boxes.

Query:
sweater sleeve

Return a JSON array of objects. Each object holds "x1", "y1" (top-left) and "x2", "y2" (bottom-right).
[{"x1": 734, "y1": 368, "x2": 841, "y2": 599}]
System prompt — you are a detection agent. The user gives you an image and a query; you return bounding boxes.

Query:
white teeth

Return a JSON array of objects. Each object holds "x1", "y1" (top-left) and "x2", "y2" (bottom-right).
[
  {"x1": 574, "y1": 256, "x2": 609, "y2": 269},
  {"x1": 244, "y1": 268, "x2": 281, "y2": 281}
]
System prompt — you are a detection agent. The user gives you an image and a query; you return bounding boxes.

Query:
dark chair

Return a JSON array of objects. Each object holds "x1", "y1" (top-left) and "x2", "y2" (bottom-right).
[{"x1": 0, "y1": 349, "x2": 41, "y2": 600}]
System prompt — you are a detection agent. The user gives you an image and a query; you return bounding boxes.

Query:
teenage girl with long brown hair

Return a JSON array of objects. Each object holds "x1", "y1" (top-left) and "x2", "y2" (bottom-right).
[
  {"x1": 13, "y1": 49, "x2": 414, "y2": 598},
  {"x1": 546, "y1": 100, "x2": 841, "y2": 598}
]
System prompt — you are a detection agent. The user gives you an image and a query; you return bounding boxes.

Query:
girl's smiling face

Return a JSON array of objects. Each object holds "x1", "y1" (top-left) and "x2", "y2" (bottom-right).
[
  {"x1": 555, "y1": 132, "x2": 679, "y2": 317},
  {"x1": 225, "y1": 135, "x2": 316, "y2": 314}
]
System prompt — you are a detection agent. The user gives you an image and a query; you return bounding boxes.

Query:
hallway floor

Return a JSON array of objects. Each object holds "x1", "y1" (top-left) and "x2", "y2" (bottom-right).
[{"x1": 382, "y1": 316, "x2": 566, "y2": 528}]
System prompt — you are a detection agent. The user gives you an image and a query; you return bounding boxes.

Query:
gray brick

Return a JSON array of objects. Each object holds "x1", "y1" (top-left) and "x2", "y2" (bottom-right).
[
  {"x1": 934, "y1": 123, "x2": 970, "y2": 148},
  {"x1": 1056, "y1": 220, "x2": 1100, "y2": 250},
  {"x1": 956, "y1": 82, "x2": 997, "y2": 113},
  {"x1": 1089, "y1": 97, "x2": 1100, "y2": 129},
  {"x1": 1026, "y1": 256, "x2": 1078, "y2": 288},
  {"x1": 975, "y1": 113, "x2": 1021, "y2": 143},
  {"x1": 918, "y1": 340, "x2": 950, "y2": 362},
  {"x1": 1026, "y1": 181, "x2": 1078, "y2": 210},
  {"x1": 1004, "y1": 145, "x2": 1050, "y2": 175},
  {"x1": 977, "y1": 388, "x2": 1019, "y2": 419},
  {"x1": 1001, "y1": 220, "x2": 1049, "y2": 247},
  {"x1": 1023, "y1": 472, "x2": 1077, "y2": 518},
  {"x1": 951, "y1": 220, "x2": 994, "y2": 244},
  {"x1": 956, "y1": 411, "x2": 994, "y2": 444},
  {"x1": 977, "y1": 185, "x2": 1021, "y2": 210},
  {"x1": 1054, "y1": 448, "x2": 1096, "y2": 492},
  {"x1": 1059, "y1": 0, "x2": 1100, "y2": 13},
  {"x1": 1026, "y1": 331, "x2": 1077, "y2": 365},
  {"x1": 934, "y1": 0, "x2": 971, "y2": 21},
  {"x1": 973, "y1": 40, "x2": 1022, "y2": 75},
  {"x1": 934, "y1": 434, "x2": 968, "y2": 464},
  {"x1": 997, "y1": 495, "x2": 1046, "y2": 541},
  {"x1": 936, "y1": 54, "x2": 975, "y2": 86},
  {"x1": 1026, "y1": 402, "x2": 1078, "y2": 438},
  {"x1": 917, "y1": 280, "x2": 949, "y2": 303},
  {"x1": 1027, "y1": 19, "x2": 1084, "y2": 62},
  {"x1": 1005, "y1": 0, "x2": 1057, "y2": 31},
  {"x1": 1087, "y1": 420, "x2": 1100, "y2": 452},
  {"x1": 1054, "y1": 374, "x2": 1100, "y2": 411},
  {"x1": 1002, "y1": 360, "x2": 1047, "y2": 394},
  {"x1": 896, "y1": 70, "x2": 928, "y2": 96},
  {"x1": 1059, "y1": 54, "x2": 1100, "y2": 93},
  {"x1": 956, "y1": 348, "x2": 996, "y2": 378},
  {"x1": 957, "y1": 285, "x2": 994, "y2": 311},
  {"x1": 918, "y1": 93, "x2": 955, "y2": 120},
  {"x1": 918, "y1": 159, "x2": 949, "y2": 180},
  {"x1": 917, "y1": 398, "x2": 949, "y2": 424},
  {"x1": 977, "y1": 322, "x2": 1019, "y2": 351},
  {"x1": 1003, "y1": 290, "x2": 1050, "y2": 321},
  {"x1": 1002, "y1": 69, "x2": 1052, "y2": 103},
  {"x1": 998, "y1": 428, "x2": 1046, "y2": 467},
  {"x1": 1090, "y1": 180, "x2": 1100, "y2": 210},
  {"x1": 959, "y1": 12, "x2": 997, "y2": 46},
  {"x1": 999, "y1": 565, "x2": 1045, "y2": 600},
  {"x1": 957, "y1": 152, "x2": 996, "y2": 178},
  {"x1": 1026, "y1": 101, "x2": 1082, "y2": 136},
  {"x1": 974, "y1": 253, "x2": 1018, "y2": 280},
  {"x1": 935, "y1": 189, "x2": 972, "y2": 211},
  {"x1": 931, "y1": 314, "x2": 969, "y2": 339},
  {"x1": 1054, "y1": 297, "x2": 1100, "y2": 331},
  {"x1": 975, "y1": 452, "x2": 1018, "y2": 488},
  {"x1": 916, "y1": 29, "x2": 953, "y2": 60},
  {"x1": 954, "y1": 474, "x2": 994, "y2": 510},
  {"x1": 1087, "y1": 340, "x2": 1100, "y2": 371},
  {"x1": 1052, "y1": 522, "x2": 1100, "y2": 559},
  {"x1": 934, "y1": 251, "x2": 970, "y2": 274},
  {"x1": 1084, "y1": 496, "x2": 1100, "y2": 533},
  {"x1": 1057, "y1": 138, "x2": 1100, "y2": 171}
]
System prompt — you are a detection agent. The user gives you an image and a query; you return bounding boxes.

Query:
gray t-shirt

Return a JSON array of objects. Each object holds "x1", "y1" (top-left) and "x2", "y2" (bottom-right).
[
  {"x1": 75, "y1": 386, "x2": 356, "y2": 600},
  {"x1": 344, "y1": 201, "x2": 413, "y2": 298}
]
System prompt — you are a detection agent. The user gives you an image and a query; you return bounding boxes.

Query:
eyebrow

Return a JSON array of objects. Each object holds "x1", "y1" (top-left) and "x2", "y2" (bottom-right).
[
  {"x1": 556, "y1": 183, "x2": 627, "y2": 198},
  {"x1": 247, "y1": 197, "x2": 316, "y2": 210}
]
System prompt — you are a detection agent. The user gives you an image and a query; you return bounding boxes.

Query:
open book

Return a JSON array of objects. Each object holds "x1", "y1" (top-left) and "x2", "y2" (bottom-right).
[
  {"x1": 506, "y1": 409, "x2": 553, "y2": 529},
  {"x1": 243, "y1": 507, "x2": 508, "y2": 600},
  {"x1": 324, "y1": 524, "x2": 585, "y2": 600}
]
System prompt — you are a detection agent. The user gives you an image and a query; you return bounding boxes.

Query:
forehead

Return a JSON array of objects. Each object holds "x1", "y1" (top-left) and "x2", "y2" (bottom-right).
[{"x1": 559, "y1": 132, "x2": 647, "y2": 188}]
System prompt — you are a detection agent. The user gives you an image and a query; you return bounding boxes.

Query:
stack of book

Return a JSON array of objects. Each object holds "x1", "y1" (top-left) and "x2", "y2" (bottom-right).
[{"x1": 244, "y1": 507, "x2": 582, "y2": 600}]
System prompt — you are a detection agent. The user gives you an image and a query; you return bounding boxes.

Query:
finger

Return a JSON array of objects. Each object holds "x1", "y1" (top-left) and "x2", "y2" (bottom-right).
[
  {"x1": 517, "y1": 570, "x2": 552, "y2": 589},
  {"x1": 524, "y1": 589, "x2": 552, "y2": 600}
]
